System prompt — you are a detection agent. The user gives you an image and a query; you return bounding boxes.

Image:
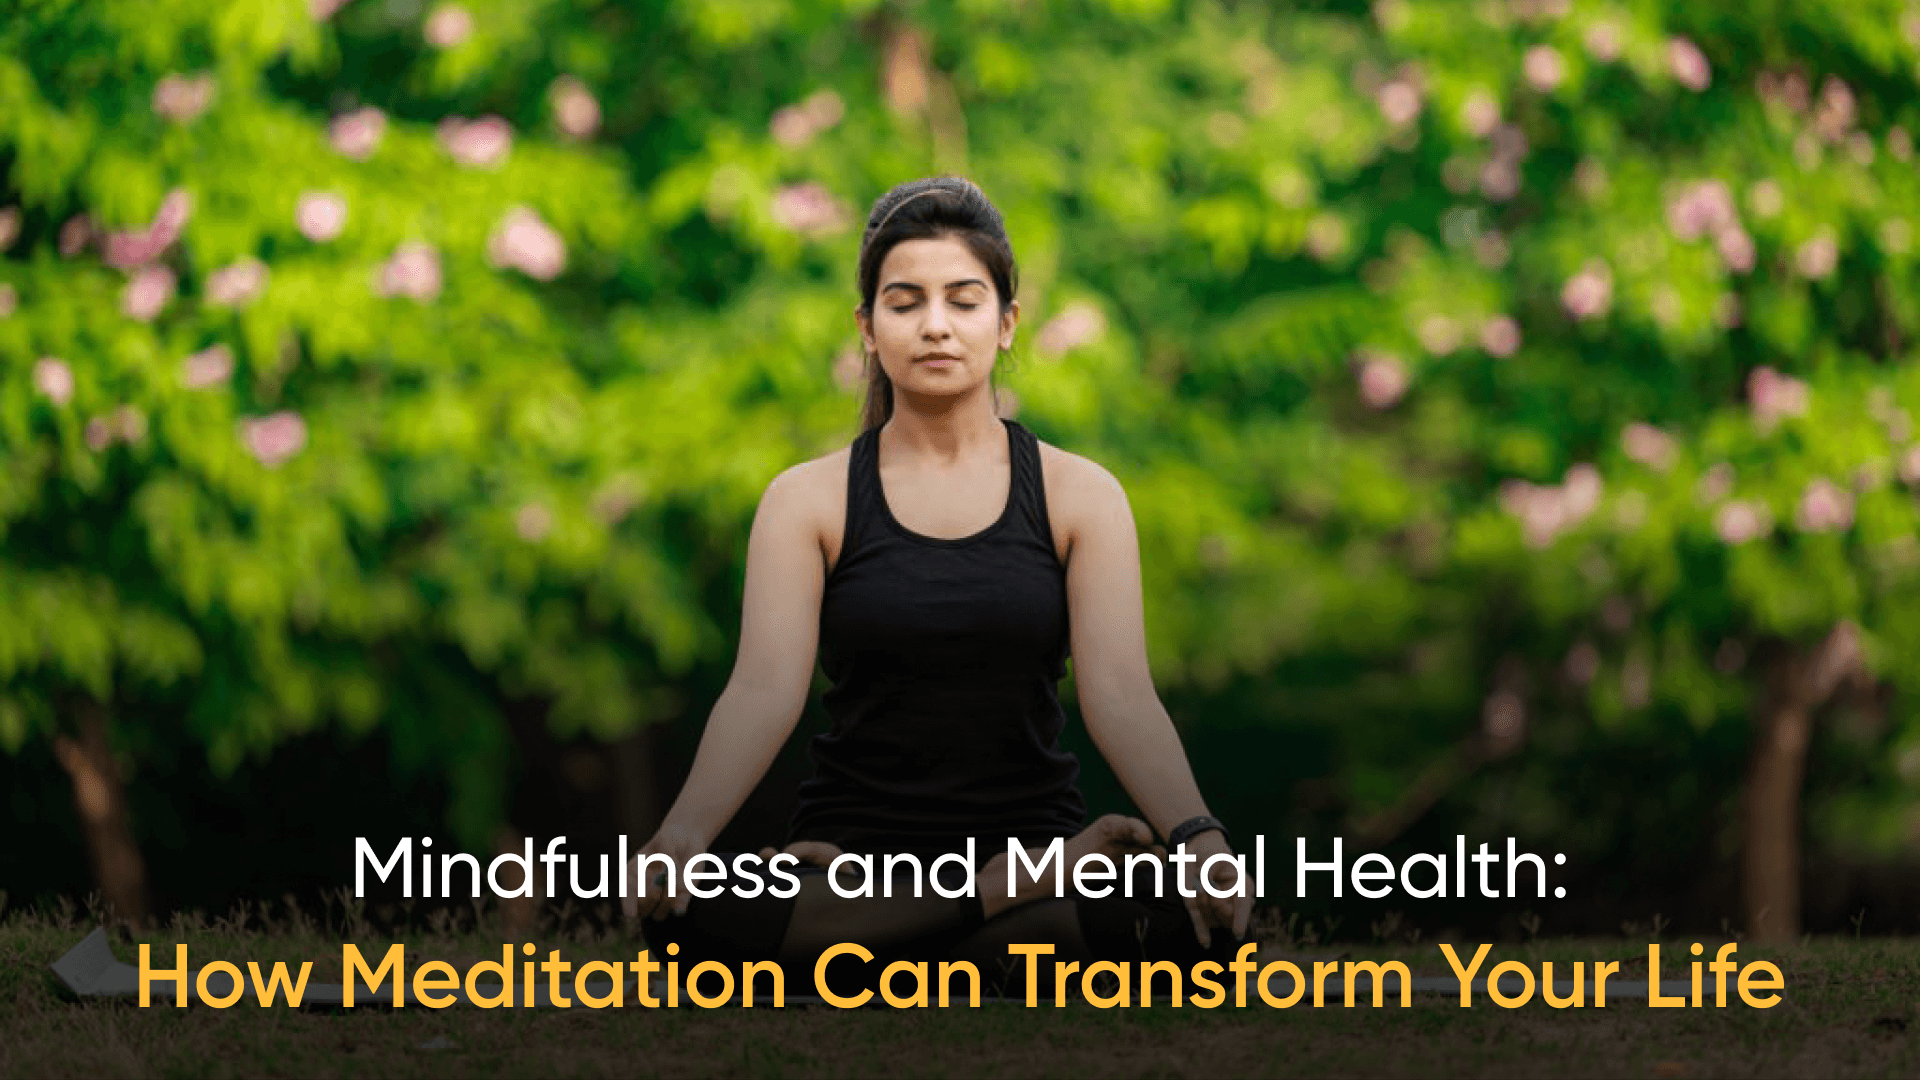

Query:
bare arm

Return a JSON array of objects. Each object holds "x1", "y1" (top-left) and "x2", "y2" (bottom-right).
[
  {"x1": 1054, "y1": 451, "x2": 1251, "y2": 941},
  {"x1": 625, "y1": 461, "x2": 831, "y2": 917}
]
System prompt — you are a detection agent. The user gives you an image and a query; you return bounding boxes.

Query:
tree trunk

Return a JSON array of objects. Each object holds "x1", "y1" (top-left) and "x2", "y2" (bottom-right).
[
  {"x1": 1742, "y1": 623, "x2": 1862, "y2": 944},
  {"x1": 51, "y1": 699, "x2": 149, "y2": 930}
]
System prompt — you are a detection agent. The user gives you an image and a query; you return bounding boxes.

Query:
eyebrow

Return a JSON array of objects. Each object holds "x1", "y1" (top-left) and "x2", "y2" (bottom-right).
[{"x1": 881, "y1": 278, "x2": 988, "y2": 293}]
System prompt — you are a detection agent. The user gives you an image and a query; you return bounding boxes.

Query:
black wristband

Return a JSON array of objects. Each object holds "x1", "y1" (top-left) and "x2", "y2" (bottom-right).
[{"x1": 1167, "y1": 815, "x2": 1229, "y2": 849}]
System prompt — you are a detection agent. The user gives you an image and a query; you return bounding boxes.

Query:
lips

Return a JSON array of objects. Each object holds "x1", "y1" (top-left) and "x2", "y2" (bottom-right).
[{"x1": 916, "y1": 353, "x2": 962, "y2": 364}]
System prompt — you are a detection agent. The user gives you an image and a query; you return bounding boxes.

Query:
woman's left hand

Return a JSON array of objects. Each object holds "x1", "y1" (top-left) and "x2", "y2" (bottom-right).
[{"x1": 1180, "y1": 830, "x2": 1253, "y2": 949}]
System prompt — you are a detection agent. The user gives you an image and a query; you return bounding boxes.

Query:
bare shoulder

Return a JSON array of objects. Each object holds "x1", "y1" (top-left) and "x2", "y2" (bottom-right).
[
  {"x1": 758, "y1": 446, "x2": 851, "y2": 562},
  {"x1": 1036, "y1": 440, "x2": 1132, "y2": 555}
]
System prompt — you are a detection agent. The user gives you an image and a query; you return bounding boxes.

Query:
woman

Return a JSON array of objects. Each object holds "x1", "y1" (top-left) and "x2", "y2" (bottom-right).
[{"x1": 623, "y1": 176, "x2": 1252, "y2": 993}]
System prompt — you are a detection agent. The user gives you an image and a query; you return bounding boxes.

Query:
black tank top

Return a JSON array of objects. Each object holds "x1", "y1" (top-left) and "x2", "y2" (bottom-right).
[{"x1": 790, "y1": 418, "x2": 1086, "y2": 854}]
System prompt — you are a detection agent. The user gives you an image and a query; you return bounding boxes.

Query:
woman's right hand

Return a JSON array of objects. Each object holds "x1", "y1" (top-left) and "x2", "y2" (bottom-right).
[{"x1": 623, "y1": 827, "x2": 708, "y2": 922}]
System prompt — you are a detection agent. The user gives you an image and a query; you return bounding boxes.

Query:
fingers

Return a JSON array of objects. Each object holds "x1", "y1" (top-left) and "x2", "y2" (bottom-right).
[{"x1": 784, "y1": 840, "x2": 843, "y2": 868}]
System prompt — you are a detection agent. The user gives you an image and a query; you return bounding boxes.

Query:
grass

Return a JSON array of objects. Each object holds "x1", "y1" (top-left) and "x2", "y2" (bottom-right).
[{"x1": 3, "y1": 894, "x2": 1919, "y2": 1078}]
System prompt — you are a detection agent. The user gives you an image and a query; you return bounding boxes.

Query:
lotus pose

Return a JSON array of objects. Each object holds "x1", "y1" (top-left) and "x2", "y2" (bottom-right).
[{"x1": 624, "y1": 176, "x2": 1252, "y2": 992}]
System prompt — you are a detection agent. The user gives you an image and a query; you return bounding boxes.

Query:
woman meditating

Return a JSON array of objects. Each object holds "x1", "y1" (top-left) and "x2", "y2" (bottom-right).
[{"x1": 623, "y1": 176, "x2": 1252, "y2": 995}]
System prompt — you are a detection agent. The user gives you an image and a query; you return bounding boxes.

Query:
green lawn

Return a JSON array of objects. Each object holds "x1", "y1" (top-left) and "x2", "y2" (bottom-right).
[{"x1": 4, "y1": 901, "x2": 1918, "y2": 1078}]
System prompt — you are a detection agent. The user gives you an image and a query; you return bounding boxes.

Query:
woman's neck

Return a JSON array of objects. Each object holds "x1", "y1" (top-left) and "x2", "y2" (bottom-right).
[{"x1": 882, "y1": 386, "x2": 1003, "y2": 461}]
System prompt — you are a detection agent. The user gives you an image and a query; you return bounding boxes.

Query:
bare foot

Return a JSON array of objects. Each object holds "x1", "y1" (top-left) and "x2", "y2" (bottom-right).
[{"x1": 978, "y1": 814, "x2": 1155, "y2": 919}]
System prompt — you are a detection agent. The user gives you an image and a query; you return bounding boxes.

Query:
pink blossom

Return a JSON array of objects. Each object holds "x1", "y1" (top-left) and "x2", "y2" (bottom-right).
[
  {"x1": 1417, "y1": 314, "x2": 1460, "y2": 355},
  {"x1": 1460, "y1": 90, "x2": 1500, "y2": 137},
  {"x1": 1697, "y1": 462, "x2": 1735, "y2": 504},
  {"x1": 1357, "y1": 353, "x2": 1409, "y2": 409},
  {"x1": 0, "y1": 284, "x2": 15, "y2": 318},
  {"x1": 1795, "y1": 477, "x2": 1853, "y2": 532},
  {"x1": 1715, "y1": 227, "x2": 1755, "y2": 273},
  {"x1": 831, "y1": 346, "x2": 864, "y2": 392},
  {"x1": 1474, "y1": 231, "x2": 1511, "y2": 268},
  {"x1": 1748, "y1": 366, "x2": 1810, "y2": 430},
  {"x1": 1664, "y1": 179, "x2": 1737, "y2": 241},
  {"x1": 310, "y1": 0, "x2": 353, "y2": 18},
  {"x1": 374, "y1": 241, "x2": 442, "y2": 301},
  {"x1": 1583, "y1": 21, "x2": 1621, "y2": 62},
  {"x1": 122, "y1": 266, "x2": 176, "y2": 321},
  {"x1": 1523, "y1": 45, "x2": 1564, "y2": 92},
  {"x1": 550, "y1": 76, "x2": 601, "y2": 139},
  {"x1": 438, "y1": 115, "x2": 512, "y2": 168},
  {"x1": 769, "y1": 89, "x2": 845, "y2": 147},
  {"x1": 770, "y1": 182, "x2": 850, "y2": 236},
  {"x1": 102, "y1": 189, "x2": 192, "y2": 270},
  {"x1": 242, "y1": 411, "x2": 308, "y2": 466},
  {"x1": 1375, "y1": 81, "x2": 1422, "y2": 126},
  {"x1": 486, "y1": 207, "x2": 567, "y2": 281},
  {"x1": 1621, "y1": 654, "x2": 1651, "y2": 709},
  {"x1": 1479, "y1": 160, "x2": 1520, "y2": 201},
  {"x1": 329, "y1": 108, "x2": 386, "y2": 160},
  {"x1": 1499, "y1": 465, "x2": 1602, "y2": 548},
  {"x1": 152, "y1": 72, "x2": 216, "y2": 122},
  {"x1": 591, "y1": 478, "x2": 643, "y2": 524},
  {"x1": 33, "y1": 358, "x2": 74, "y2": 405},
  {"x1": 1305, "y1": 214, "x2": 1350, "y2": 261},
  {"x1": 423, "y1": 3, "x2": 473, "y2": 47},
  {"x1": 515, "y1": 503, "x2": 552, "y2": 541},
  {"x1": 0, "y1": 207, "x2": 20, "y2": 252},
  {"x1": 1620, "y1": 422, "x2": 1677, "y2": 470},
  {"x1": 1713, "y1": 293, "x2": 1743, "y2": 329},
  {"x1": 1847, "y1": 132, "x2": 1876, "y2": 166},
  {"x1": 1890, "y1": 126, "x2": 1913, "y2": 163},
  {"x1": 1036, "y1": 301, "x2": 1108, "y2": 358},
  {"x1": 85, "y1": 417, "x2": 113, "y2": 452},
  {"x1": 112, "y1": 405, "x2": 147, "y2": 444},
  {"x1": 296, "y1": 191, "x2": 348, "y2": 242},
  {"x1": 1480, "y1": 314, "x2": 1521, "y2": 356},
  {"x1": 58, "y1": 215, "x2": 92, "y2": 257},
  {"x1": 1483, "y1": 691, "x2": 1524, "y2": 743},
  {"x1": 1667, "y1": 37, "x2": 1710, "y2": 92},
  {"x1": 1813, "y1": 76, "x2": 1855, "y2": 142},
  {"x1": 206, "y1": 258, "x2": 268, "y2": 307},
  {"x1": 1714, "y1": 499, "x2": 1771, "y2": 544},
  {"x1": 1489, "y1": 123, "x2": 1529, "y2": 163},
  {"x1": 182, "y1": 344, "x2": 235, "y2": 389},
  {"x1": 1795, "y1": 230, "x2": 1839, "y2": 278},
  {"x1": 1561, "y1": 261, "x2": 1612, "y2": 320}
]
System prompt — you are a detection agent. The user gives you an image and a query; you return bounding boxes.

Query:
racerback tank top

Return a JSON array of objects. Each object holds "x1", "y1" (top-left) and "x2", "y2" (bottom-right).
[{"x1": 790, "y1": 418, "x2": 1087, "y2": 854}]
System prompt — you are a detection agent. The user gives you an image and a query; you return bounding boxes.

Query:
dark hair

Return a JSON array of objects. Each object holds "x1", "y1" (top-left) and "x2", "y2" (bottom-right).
[{"x1": 855, "y1": 176, "x2": 1019, "y2": 432}]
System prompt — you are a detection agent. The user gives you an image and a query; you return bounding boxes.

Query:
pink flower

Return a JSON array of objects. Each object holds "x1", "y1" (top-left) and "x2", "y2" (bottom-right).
[
  {"x1": 0, "y1": 206, "x2": 20, "y2": 252},
  {"x1": 486, "y1": 207, "x2": 566, "y2": 281},
  {"x1": 1480, "y1": 314, "x2": 1521, "y2": 357},
  {"x1": 1474, "y1": 231, "x2": 1511, "y2": 268},
  {"x1": 102, "y1": 189, "x2": 193, "y2": 270},
  {"x1": 310, "y1": 0, "x2": 353, "y2": 18},
  {"x1": 296, "y1": 191, "x2": 349, "y2": 242},
  {"x1": 1523, "y1": 45, "x2": 1564, "y2": 92},
  {"x1": 770, "y1": 182, "x2": 850, "y2": 236},
  {"x1": 1715, "y1": 500, "x2": 1771, "y2": 544},
  {"x1": 1483, "y1": 690, "x2": 1524, "y2": 743},
  {"x1": 152, "y1": 72, "x2": 216, "y2": 122},
  {"x1": 1713, "y1": 293, "x2": 1743, "y2": 329},
  {"x1": 206, "y1": 258, "x2": 268, "y2": 307},
  {"x1": 1460, "y1": 90, "x2": 1500, "y2": 137},
  {"x1": 770, "y1": 89, "x2": 846, "y2": 147},
  {"x1": 1357, "y1": 353, "x2": 1409, "y2": 409},
  {"x1": 1417, "y1": 314, "x2": 1460, "y2": 355},
  {"x1": 1036, "y1": 301, "x2": 1107, "y2": 358},
  {"x1": 112, "y1": 405, "x2": 147, "y2": 444},
  {"x1": 591, "y1": 477, "x2": 644, "y2": 524},
  {"x1": 515, "y1": 503, "x2": 553, "y2": 541},
  {"x1": 1697, "y1": 462, "x2": 1735, "y2": 504},
  {"x1": 1813, "y1": 76, "x2": 1855, "y2": 142},
  {"x1": 122, "y1": 266, "x2": 176, "y2": 321},
  {"x1": 423, "y1": 3, "x2": 473, "y2": 47},
  {"x1": 438, "y1": 115, "x2": 511, "y2": 168},
  {"x1": 1561, "y1": 261, "x2": 1612, "y2": 320},
  {"x1": 1667, "y1": 37, "x2": 1711, "y2": 92},
  {"x1": 1375, "y1": 81, "x2": 1422, "y2": 126},
  {"x1": 1747, "y1": 366, "x2": 1810, "y2": 430},
  {"x1": 242, "y1": 411, "x2": 308, "y2": 466},
  {"x1": 33, "y1": 358, "x2": 74, "y2": 405},
  {"x1": 1564, "y1": 640, "x2": 1600, "y2": 686},
  {"x1": 375, "y1": 241, "x2": 442, "y2": 301},
  {"x1": 58, "y1": 215, "x2": 92, "y2": 257},
  {"x1": 182, "y1": 344, "x2": 235, "y2": 389},
  {"x1": 1620, "y1": 422, "x2": 1677, "y2": 470},
  {"x1": 85, "y1": 416, "x2": 113, "y2": 452},
  {"x1": 1478, "y1": 160, "x2": 1520, "y2": 202},
  {"x1": 1795, "y1": 230, "x2": 1839, "y2": 278},
  {"x1": 1305, "y1": 214, "x2": 1350, "y2": 261},
  {"x1": 549, "y1": 76, "x2": 601, "y2": 139},
  {"x1": 1664, "y1": 179, "x2": 1737, "y2": 241},
  {"x1": 1899, "y1": 445, "x2": 1920, "y2": 486},
  {"x1": 1795, "y1": 478, "x2": 1853, "y2": 532},
  {"x1": 1716, "y1": 227, "x2": 1755, "y2": 274},
  {"x1": 1583, "y1": 21, "x2": 1621, "y2": 62},
  {"x1": 329, "y1": 107, "x2": 386, "y2": 160}
]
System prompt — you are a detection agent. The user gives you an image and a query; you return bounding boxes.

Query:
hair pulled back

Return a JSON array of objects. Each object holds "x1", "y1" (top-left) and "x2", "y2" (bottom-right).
[{"x1": 855, "y1": 176, "x2": 1019, "y2": 432}]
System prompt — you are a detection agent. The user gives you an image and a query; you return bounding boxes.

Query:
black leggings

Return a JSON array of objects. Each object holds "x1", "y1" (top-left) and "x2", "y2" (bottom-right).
[{"x1": 638, "y1": 851, "x2": 1243, "y2": 1000}]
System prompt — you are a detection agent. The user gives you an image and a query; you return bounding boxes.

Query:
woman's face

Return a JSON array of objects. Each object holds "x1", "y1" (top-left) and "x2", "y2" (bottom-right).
[{"x1": 858, "y1": 234, "x2": 1017, "y2": 407}]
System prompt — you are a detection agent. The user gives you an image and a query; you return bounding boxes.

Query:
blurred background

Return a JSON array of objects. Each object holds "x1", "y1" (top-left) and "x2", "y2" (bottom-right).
[{"x1": 5, "y1": 0, "x2": 1920, "y2": 944}]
